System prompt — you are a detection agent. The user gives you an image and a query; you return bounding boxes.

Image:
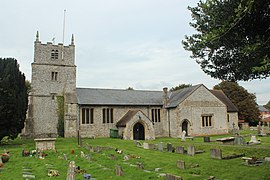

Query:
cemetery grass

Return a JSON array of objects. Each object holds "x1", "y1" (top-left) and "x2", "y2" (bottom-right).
[{"x1": 0, "y1": 132, "x2": 270, "y2": 179}]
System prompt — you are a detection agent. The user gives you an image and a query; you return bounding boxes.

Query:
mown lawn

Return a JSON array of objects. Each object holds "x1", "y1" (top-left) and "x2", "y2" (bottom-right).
[{"x1": 1, "y1": 131, "x2": 270, "y2": 180}]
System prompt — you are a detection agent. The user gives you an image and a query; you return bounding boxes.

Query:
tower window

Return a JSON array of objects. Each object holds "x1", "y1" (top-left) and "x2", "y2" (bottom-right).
[
  {"x1": 51, "y1": 72, "x2": 58, "y2": 81},
  {"x1": 51, "y1": 49, "x2": 59, "y2": 60}
]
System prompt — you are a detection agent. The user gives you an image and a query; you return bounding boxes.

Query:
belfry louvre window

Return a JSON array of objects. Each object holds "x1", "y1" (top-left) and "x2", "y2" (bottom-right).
[
  {"x1": 51, "y1": 49, "x2": 59, "y2": 60},
  {"x1": 151, "y1": 109, "x2": 161, "y2": 123},
  {"x1": 51, "y1": 72, "x2": 58, "y2": 81},
  {"x1": 81, "y1": 108, "x2": 94, "y2": 124},
  {"x1": 202, "y1": 115, "x2": 213, "y2": 127},
  {"x1": 102, "y1": 108, "x2": 113, "y2": 123}
]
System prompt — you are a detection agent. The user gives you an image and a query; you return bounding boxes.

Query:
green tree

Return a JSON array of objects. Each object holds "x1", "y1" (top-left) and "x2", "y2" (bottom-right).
[
  {"x1": 264, "y1": 100, "x2": 270, "y2": 110},
  {"x1": 183, "y1": 0, "x2": 270, "y2": 81},
  {"x1": 0, "y1": 58, "x2": 28, "y2": 141},
  {"x1": 126, "y1": 87, "x2": 134, "y2": 90},
  {"x1": 214, "y1": 81, "x2": 260, "y2": 125},
  {"x1": 170, "y1": 84, "x2": 192, "y2": 91}
]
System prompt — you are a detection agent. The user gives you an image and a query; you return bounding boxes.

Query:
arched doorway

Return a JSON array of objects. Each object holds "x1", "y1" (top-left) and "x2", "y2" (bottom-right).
[
  {"x1": 133, "y1": 122, "x2": 145, "y2": 140},
  {"x1": 182, "y1": 120, "x2": 189, "y2": 136}
]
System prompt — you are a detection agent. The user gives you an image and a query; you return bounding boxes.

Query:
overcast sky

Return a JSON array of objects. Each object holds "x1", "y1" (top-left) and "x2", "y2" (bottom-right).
[{"x1": 1, "y1": 0, "x2": 269, "y2": 105}]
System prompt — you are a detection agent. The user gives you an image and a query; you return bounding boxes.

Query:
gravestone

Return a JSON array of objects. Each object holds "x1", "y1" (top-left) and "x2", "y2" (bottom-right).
[
  {"x1": 175, "y1": 146, "x2": 185, "y2": 154},
  {"x1": 143, "y1": 142, "x2": 149, "y2": 149},
  {"x1": 210, "y1": 149, "x2": 222, "y2": 159},
  {"x1": 234, "y1": 136, "x2": 245, "y2": 145},
  {"x1": 158, "y1": 142, "x2": 164, "y2": 151},
  {"x1": 148, "y1": 144, "x2": 155, "y2": 150},
  {"x1": 110, "y1": 154, "x2": 117, "y2": 160},
  {"x1": 137, "y1": 162, "x2": 144, "y2": 169},
  {"x1": 166, "y1": 173, "x2": 182, "y2": 180},
  {"x1": 167, "y1": 143, "x2": 173, "y2": 153},
  {"x1": 181, "y1": 130, "x2": 186, "y2": 142},
  {"x1": 66, "y1": 161, "x2": 76, "y2": 180},
  {"x1": 63, "y1": 154, "x2": 68, "y2": 161},
  {"x1": 204, "y1": 136, "x2": 210, "y2": 142},
  {"x1": 249, "y1": 135, "x2": 261, "y2": 145},
  {"x1": 34, "y1": 138, "x2": 56, "y2": 150},
  {"x1": 115, "y1": 165, "x2": 123, "y2": 176},
  {"x1": 187, "y1": 145, "x2": 195, "y2": 156},
  {"x1": 176, "y1": 160, "x2": 185, "y2": 169}
]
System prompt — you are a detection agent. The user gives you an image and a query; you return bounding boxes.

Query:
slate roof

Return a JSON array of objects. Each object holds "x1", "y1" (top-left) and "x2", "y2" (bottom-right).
[
  {"x1": 210, "y1": 90, "x2": 238, "y2": 112},
  {"x1": 166, "y1": 84, "x2": 202, "y2": 108},
  {"x1": 76, "y1": 88, "x2": 163, "y2": 106},
  {"x1": 116, "y1": 110, "x2": 139, "y2": 127},
  {"x1": 76, "y1": 85, "x2": 238, "y2": 112}
]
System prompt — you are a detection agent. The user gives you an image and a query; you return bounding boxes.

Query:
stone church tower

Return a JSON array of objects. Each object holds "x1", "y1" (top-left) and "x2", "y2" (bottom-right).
[{"x1": 23, "y1": 32, "x2": 78, "y2": 138}]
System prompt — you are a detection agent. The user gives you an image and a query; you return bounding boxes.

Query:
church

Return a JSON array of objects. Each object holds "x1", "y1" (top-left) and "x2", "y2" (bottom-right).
[{"x1": 23, "y1": 33, "x2": 239, "y2": 140}]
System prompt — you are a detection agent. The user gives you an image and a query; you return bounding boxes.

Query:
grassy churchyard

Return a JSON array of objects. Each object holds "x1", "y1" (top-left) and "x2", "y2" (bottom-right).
[{"x1": 1, "y1": 130, "x2": 270, "y2": 180}]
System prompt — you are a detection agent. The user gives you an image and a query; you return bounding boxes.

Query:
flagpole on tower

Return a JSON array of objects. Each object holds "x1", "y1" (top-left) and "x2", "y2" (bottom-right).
[
  {"x1": 62, "y1": 9, "x2": 66, "y2": 60},
  {"x1": 62, "y1": 9, "x2": 66, "y2": 44}
]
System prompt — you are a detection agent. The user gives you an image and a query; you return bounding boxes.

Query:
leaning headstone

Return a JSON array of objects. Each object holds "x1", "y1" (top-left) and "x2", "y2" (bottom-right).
[
  {"x1": 63, "y1": 154, "x2": 68, "y2": 161},
  {"x1": 234, "y1": 136, "x2": 245, "y2": 145},
  {"x1": 175, "y1": 146, "x2": 185, "y2": 154},
  {"x1": 158, "y1": 142, "x2": 164, "y2": 151},
  {"x1": 167, "y1": 143, "x2": 173, "y2": 153},
  {"x1": 143, "y1": 142, "x2": 149, "y2": 149},
  {"x1": 66, "y1": 161, "x2": 76, "y2": 180},
  {"x1": 204, "y1": 136, "x2": 210, "y2": 142},
  {"x1": 166, "y1": 173, "x2": 182, "y2": 180},
  {"x1": 187, "y1": 145, "x2": 195, "y2": 156},
  {"x1": 115, "y1": 165, "x2": 123, "y2": 176},
  {"x1": 176, "y1": 160, "x2": 185, "y2": 169},
  {"x1": 148, "y1": 144, "x2": 155, "y2": 150},
  {"x1": 210, "y1": 149, "x2": 222, "y2": 160}
]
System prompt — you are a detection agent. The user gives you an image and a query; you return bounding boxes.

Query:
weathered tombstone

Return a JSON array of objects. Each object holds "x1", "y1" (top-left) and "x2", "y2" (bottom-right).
[
  {"x1": 167, "y1": 143, "x2": 173, "y2": 153},
  {"x1": 210, "y1": 149, "x2": 222, "y2": 159},
  {"x1": 158, "y1": 142, "x2": 164, "y2": 151},
  {"x1": 63, "y1": 154, "x2": 68, "y2": 161},
  {"x1": 176, "y1": 160, "x2": 185, "y2": 169},
  {"x1": 110, "y1": 154, "x2": 117, "y2": 160},
  {"x1": 148, "y1": 144, "x2": 155, "y2": 150},
  {"x1": 115, "y1": 165, "x2": 123, "y2": 176},
  {"x1": 187, "y1": 145, "x2": 195, "y2": 156},
  {"x1": 137, "y1": 162, "x2": 144, "y2": 169},
  {"x1": 249, "y1": 135, "x2": 261, "y2": 145},
  {"x1": 34, "y1": 138, "x2": 56, "y2": 150},
  {"x1": 80, "y1": 151, "x2": 85, "y2": 158},
  {"x1": 175, "y1": 146, "x2": 185, "y2": 154},
  {"x1": 204, "y1": 136, "x2": 210, "y2": 142},
  {"x1": 66, "y1": 161, "x2": 76, "y2": 180},
  {"x1": 234, "y1": 136, "x2": 245, "y2": 145},
  {"x1": 181, "y1": 130, "x2": 186, "y2": 142},
  {"x1": 166, "y1": 173, "x2": 182, "y2": 180},
  {"x1": 143, "y1": 142, "x2": 149, "y2": 149}
]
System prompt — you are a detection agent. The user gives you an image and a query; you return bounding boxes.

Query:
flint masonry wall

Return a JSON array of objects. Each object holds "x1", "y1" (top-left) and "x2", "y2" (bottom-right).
[{"x1": 24, "y1": 34, "x2": 77, "y2": 138}]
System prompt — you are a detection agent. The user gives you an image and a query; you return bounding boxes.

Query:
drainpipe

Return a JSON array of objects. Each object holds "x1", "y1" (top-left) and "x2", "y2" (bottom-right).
[{"x1": 168, "y1": 109, "x2": 171, "y2": 137}]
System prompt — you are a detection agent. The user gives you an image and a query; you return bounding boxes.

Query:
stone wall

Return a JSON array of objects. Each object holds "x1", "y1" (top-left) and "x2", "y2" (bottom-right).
[
  {"x1": 79, "y1": 105, "x2": 165, "y2": 138},
  {"x1": 169, "y1": 85, "x2": 228, "y2": 137},
  {"x1": 23, "y1": 36, "x2": 77, "y2": 138}
]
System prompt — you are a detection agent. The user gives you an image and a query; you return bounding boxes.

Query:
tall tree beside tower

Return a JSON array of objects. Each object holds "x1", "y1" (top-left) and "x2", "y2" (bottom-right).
[{"x1": 0, "y1": 58, "x2": 28, "y2": 141}]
